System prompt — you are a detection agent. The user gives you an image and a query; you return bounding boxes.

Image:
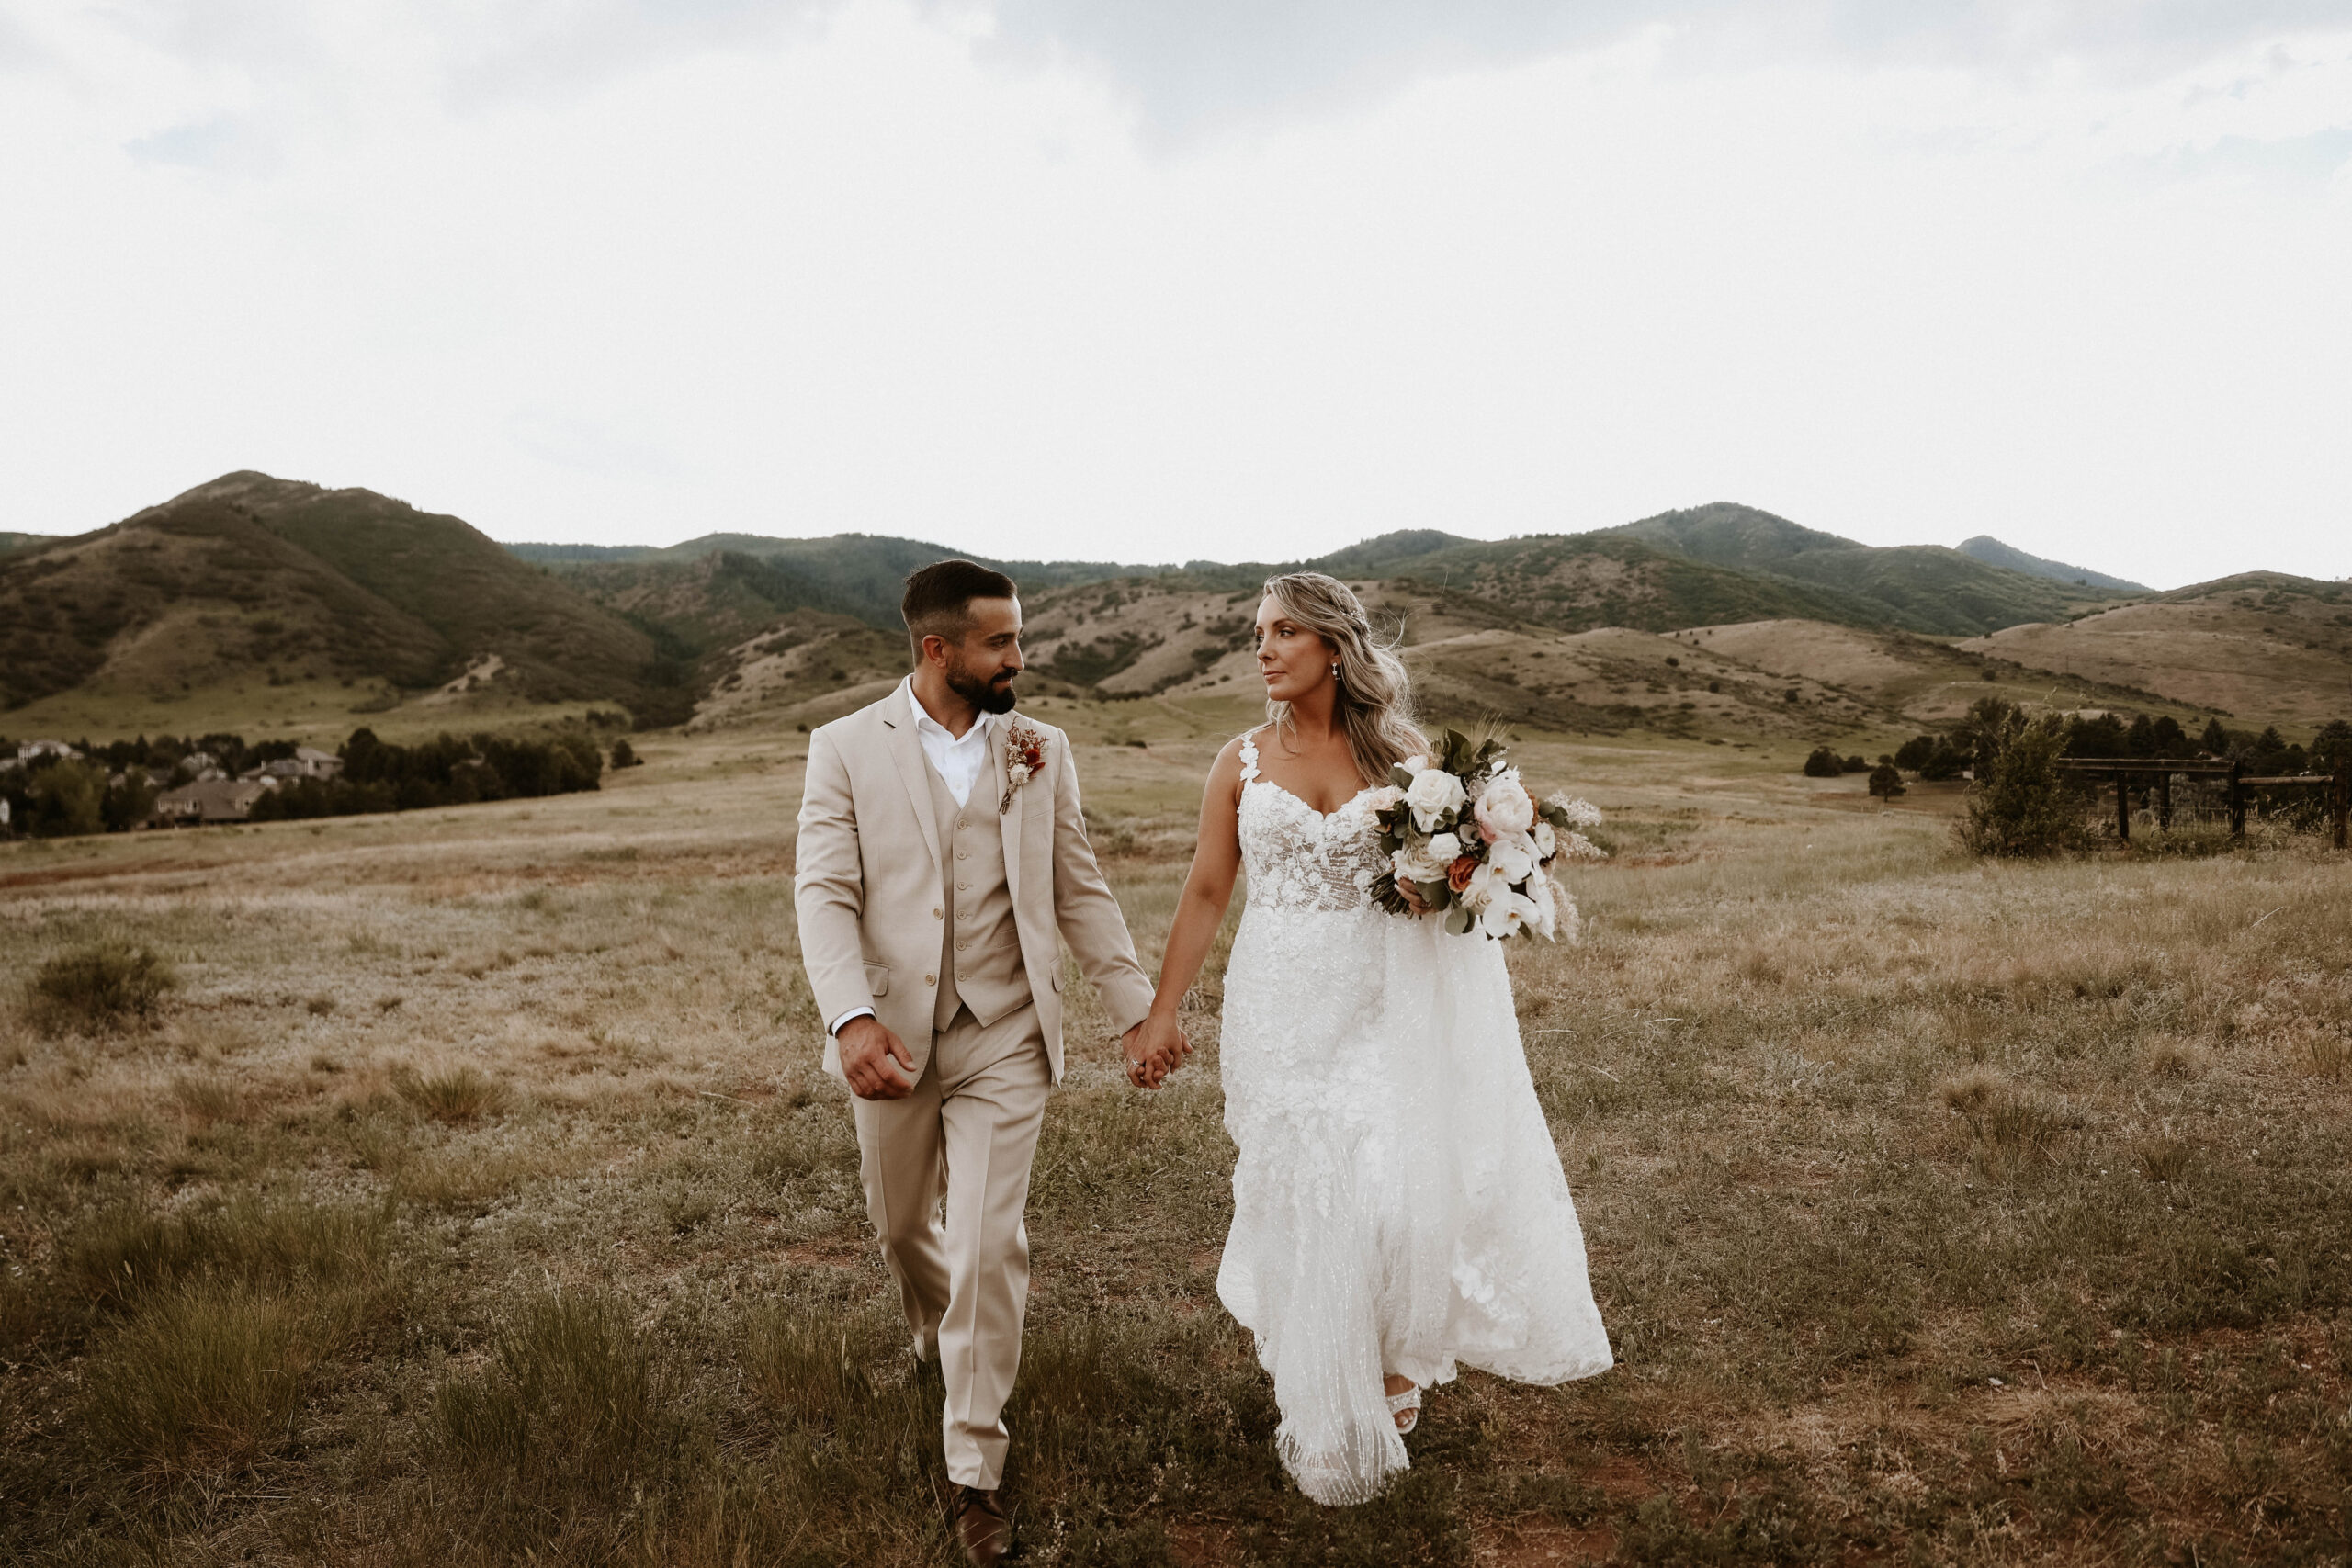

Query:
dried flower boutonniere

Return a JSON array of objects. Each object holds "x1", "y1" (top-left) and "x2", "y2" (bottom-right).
[{"x1": 1000, "y1": 721, "x2": 1047, "y2": 815}]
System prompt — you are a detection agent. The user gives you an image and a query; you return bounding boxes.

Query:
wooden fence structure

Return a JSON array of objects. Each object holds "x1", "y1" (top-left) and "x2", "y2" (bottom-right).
[{"x1": 2054, "y1": 758, "x2": 2352, "y2": 849}]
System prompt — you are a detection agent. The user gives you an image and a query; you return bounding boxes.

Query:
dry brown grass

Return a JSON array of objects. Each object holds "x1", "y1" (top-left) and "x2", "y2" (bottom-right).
[{"x1": 4, "y1": 720, "x2": 2351, "y2": 1564}]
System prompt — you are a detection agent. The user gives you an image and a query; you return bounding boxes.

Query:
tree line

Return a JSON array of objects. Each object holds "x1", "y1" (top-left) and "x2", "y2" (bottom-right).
[
  {"x1": 1809, "y1": 705, "x2": 2352, "y2": 787},
  {"x1": 0, "y1": 727, "x2": 627, "y2": 840}
]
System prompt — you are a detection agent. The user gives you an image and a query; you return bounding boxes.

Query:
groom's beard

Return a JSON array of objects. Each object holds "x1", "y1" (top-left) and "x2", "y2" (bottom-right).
[{"x1": 947, "y1": 660, "x2": 1019, "y2": 715}]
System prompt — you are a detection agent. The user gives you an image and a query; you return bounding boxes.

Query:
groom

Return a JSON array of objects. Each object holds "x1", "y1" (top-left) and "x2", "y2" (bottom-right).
[{"x1": 794, "y1": 559, "x2": 1183, "y2": 1565}]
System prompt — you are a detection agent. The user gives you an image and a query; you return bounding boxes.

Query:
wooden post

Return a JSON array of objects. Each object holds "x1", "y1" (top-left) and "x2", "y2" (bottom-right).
[
  {"x1": 2229, "y1": 761, "x2": 2246, "y2": 842},
  {"x1": 2158, "y1": 769, "x2": 2173, "y2": 831},
  {"x1": 2335, "y1": 761, "x2": 2350, "y2": 852},
  {"x1": 2116, "y1": 769, "x2": 2132, "y2": 843}
]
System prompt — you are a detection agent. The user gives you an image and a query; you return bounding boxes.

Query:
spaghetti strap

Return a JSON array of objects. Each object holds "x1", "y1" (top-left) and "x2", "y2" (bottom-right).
[{"x1": 1238, "y1": 729, "x2": 1262, "y2": 784}]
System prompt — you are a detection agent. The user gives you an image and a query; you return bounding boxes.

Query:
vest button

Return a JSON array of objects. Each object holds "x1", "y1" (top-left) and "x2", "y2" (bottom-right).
[
  {"x1": 924, "y1": 974, "x2": 936, "y2": 986},
  {"x1": 956, "y1": 941, "x2": 968, "y2": 951},
  {"x1": 933, "y1": 908, "x2": 943, "y2": 919}
]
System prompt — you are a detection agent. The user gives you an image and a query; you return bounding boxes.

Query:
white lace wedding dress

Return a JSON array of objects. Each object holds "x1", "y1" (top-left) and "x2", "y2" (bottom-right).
[{"x1": 1216, "y1": 732, "x2": 1613, "y2": 1506}]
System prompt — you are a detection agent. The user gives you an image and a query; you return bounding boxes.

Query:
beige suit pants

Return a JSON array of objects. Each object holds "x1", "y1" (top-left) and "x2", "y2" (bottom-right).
[{"x1": 851, "y1": 999, "x2": 1049, "y2": 1489}]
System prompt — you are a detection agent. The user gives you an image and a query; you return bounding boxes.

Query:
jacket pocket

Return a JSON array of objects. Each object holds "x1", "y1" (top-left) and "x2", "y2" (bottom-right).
[{"x1": 863, "y1": 962, "x2": 890, "y2": 997}]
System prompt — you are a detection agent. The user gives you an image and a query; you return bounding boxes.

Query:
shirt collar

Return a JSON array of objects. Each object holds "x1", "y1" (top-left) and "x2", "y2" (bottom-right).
[{"x1": 902, "y1": 679, "x2": 994, "y2": 747}]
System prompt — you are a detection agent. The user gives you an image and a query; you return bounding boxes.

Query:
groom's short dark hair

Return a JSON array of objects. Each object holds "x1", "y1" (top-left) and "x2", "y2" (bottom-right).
[{"x1": 901, "y1": 559, "x2": 1019, "y2": 661}]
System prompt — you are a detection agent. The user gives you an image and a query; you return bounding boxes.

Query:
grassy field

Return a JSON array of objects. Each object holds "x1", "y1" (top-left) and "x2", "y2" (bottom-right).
[{"x1": 5, "y1": 716, "x2": 2352, "y2": 1565}]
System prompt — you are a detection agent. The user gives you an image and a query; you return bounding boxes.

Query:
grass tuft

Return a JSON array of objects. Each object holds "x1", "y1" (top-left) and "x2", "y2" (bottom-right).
[
  {"x1": 745, "y1": 1298, "x2": 888, "y2": 1431},
  {"x1": 435, "y1": 1290, "x2": 680, "y2": 1513},
  {"x1": 61, "y1": 1197, "x2": 392, "y2": 1314},
  {"x1": 23, "y1": 940, "x2": 178, "y2": 1034},
  {"x1": 392, "y1": 1064, "x2": 509, "y2": 1122},
  {"x1": 85, "y1": 1280, "x2": 321, "y2": 1479},
  {"x1": 1939, "y1": 1070, "x2": 2075, "y2": 1176}
]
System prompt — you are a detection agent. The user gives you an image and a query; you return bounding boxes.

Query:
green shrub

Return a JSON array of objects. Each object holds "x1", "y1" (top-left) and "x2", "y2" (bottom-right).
[
  {"x1": 1958, "y1": 715, "x2": 2089, "y2": 857},
  {"x1": 25, "y1": 941, "x2": 178, "y2": 1033},
  {"x1": 26, "y1": 759, "x2": 105, "y2": 838},
  {"x1": 1868, "y1": 762, "x2": 1905, "y2": 799},
  {"x1": 1801, "y1": 747, "x2": 1844, "y2": 778}
]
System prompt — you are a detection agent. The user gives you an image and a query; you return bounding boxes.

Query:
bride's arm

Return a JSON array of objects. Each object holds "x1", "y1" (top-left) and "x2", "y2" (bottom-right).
[{"x1": 1139, "y1": 736, "x2": 1249, "y2": 1056}]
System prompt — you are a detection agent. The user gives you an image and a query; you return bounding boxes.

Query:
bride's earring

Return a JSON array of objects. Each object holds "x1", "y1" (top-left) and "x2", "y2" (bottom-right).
[{"x1": 1329, "y1": 662, "x2": 1341, "y2": 684}]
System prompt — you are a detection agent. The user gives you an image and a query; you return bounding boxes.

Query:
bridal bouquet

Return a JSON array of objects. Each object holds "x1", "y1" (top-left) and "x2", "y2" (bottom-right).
[{"x1": 1366, "y1": 730, "x2": 1606, "y2": 941}]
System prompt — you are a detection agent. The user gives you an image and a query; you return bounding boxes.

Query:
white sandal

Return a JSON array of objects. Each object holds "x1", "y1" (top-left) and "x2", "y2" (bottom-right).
[{"x1": 1386, "y1": 1385, "x2": 1421, "y2": 1435}]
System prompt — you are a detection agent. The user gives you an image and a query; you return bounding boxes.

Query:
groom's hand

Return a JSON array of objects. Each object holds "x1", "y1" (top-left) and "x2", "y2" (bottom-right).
[{"x1": 839, "y1": 1016, "x2": 915, "y2": 1100}]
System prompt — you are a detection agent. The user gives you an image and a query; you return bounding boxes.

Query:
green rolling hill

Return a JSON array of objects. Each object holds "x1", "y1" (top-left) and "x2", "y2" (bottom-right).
[
  {"x1": 1957, "y1": 535, "x2": 2145, "y2": 592},
  {"x1": 1597, "y1": 502, "x2": 2132, "y2": 635},
  {"x1": 15, "y1": 471, "x2": 2323, "y2": 743},
  {"x1": 0, "y1": 472, "x2": 681, "y2": 726}
]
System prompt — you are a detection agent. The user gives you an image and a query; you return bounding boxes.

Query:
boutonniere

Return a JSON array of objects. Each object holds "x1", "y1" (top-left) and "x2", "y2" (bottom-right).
[{"x1": 1000, "y1": 721, "x2": 1046, "y2": 815}]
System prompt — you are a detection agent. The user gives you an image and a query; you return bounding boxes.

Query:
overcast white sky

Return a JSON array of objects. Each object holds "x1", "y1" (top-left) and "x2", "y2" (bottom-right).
[{"x1": 3, "y1": 1, "x2": 2347, "y2": 588}]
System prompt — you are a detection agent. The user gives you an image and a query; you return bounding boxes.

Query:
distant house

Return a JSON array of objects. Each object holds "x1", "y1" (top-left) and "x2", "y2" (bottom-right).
[
  {"x1": 154, "y1": 777, "x2": 277, "y2": 825},
  {"x1": 179, "y1": 750, "x2": 227, "y2": 782},
  {"x1": 241, "y1": 748, "x2": 343, "y2": 784},
  {"x1": 17, "y1": 739, "x2": 79, "y2": 761}
]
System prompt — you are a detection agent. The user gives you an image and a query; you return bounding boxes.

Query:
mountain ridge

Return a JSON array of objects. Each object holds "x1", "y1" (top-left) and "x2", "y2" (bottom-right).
[{"x1": 1957, "y1": 535, "x2": 2146, "y2": 592}]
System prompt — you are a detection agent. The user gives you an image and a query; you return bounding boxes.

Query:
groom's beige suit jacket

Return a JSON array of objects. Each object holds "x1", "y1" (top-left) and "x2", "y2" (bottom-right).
[{"x1": 794, "y1": 681, "x2": 1155, "y2": 1078}]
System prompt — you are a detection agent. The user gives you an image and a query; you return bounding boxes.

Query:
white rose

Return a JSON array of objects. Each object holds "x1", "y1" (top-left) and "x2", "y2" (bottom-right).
[
  {"x1": 1399, "y1": 754, "x2": 1431, "y2": 775},
  {"x1": 1404, "y1": 767, "x2": 1465, "y2": 830},
  {"x1": 1487, "y1": 835, "x2": 1536, "y2": 884},
  {"x1": 1473, "y1": 772, "x2": 1535, "y2": 838},
  {"x1": 1364, "y1": 785, "x2": 1405, "y2": 812},
  {"x1": 1425, "y1": 831, "x2": 1463, "y2": 863},
  {"x1": 1393, "y1": 843, "x2": 1445, "y2": 884}
]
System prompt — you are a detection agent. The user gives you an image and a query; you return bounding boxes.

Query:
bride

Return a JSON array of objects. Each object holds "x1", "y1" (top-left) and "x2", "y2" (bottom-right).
[{"x1": 1132, "y1": 571, "x2": 1612, "y2": 1506}]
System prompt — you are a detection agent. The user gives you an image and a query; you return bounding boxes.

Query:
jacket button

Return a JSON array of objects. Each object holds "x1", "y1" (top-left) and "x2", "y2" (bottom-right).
[
  {"x1": 956, "y1": 942, "x2": 967, "y2": 952},
  {"x1": 924, "y1": 974, "x2": 936, "y2": 986}
]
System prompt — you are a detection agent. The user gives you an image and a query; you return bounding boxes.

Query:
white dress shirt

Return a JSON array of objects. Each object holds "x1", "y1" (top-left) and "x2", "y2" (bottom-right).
[
  {"x1": 911, "y1": 683, "x2": 995, "y2": 807},
  {"x1": 830, "y1": 682, "x2": 997, "y2": 1038}
]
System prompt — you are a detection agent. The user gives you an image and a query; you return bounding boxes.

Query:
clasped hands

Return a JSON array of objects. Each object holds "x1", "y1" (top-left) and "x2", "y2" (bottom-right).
[
  {"x1": 1122, "y1": 1011, "x2": 1191, "y2": 1090},
  {"x1": 835, "y1": 1010, "x2": 1192, "y2": 1100}
]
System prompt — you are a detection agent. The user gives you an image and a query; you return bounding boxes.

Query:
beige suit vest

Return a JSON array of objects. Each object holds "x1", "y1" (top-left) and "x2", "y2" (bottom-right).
[{"x1": 924, "y1": 756, "x2": 1029, "y2": 1032}]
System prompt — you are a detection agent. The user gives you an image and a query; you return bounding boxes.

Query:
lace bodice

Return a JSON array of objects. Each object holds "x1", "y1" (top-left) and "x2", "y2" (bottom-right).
[{"x1": 1237, "y1": 732, "x2": 1390, "y2": 914}]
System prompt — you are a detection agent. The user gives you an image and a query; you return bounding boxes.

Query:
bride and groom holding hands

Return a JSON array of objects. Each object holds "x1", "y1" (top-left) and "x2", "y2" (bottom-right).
[{"x1": 795, "y1": 559, "x2": 1611, "y2": 1565}]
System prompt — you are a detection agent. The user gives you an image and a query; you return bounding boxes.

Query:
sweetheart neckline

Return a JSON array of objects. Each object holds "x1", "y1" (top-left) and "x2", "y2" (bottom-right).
[{"x1": 1245, "y1": 776, "x2": 1379, "y2": 822}]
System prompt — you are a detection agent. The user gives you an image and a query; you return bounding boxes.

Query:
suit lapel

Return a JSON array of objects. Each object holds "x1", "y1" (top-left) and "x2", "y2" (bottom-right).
[
  {"x1": 992, "y1": 716, "x2": 1023, "y2": 908},
  {"x1": 881, "y1": 682, "x2": 943, "y2": 875}
]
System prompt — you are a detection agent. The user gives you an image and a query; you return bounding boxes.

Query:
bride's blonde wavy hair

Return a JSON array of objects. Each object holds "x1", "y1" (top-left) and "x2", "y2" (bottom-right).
[{"x1": 1260, "y1": 571, "x2": 1424, "y2": 785}]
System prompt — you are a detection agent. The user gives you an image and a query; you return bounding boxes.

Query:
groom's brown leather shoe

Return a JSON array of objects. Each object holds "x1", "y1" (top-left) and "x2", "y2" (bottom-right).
[{"x1": 945, "y1": 1483, "x2": 1013, "y2": 1566}]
